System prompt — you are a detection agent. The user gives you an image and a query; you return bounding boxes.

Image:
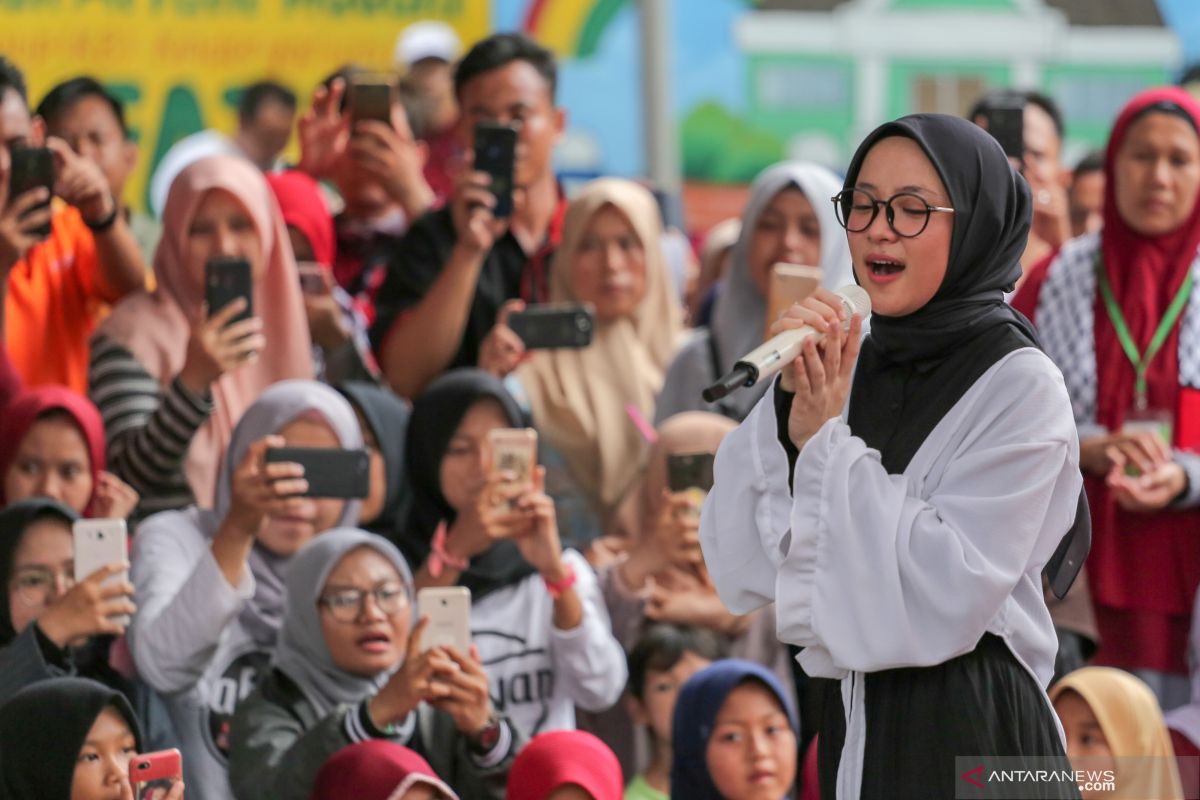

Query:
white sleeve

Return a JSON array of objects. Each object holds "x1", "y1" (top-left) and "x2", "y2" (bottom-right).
[
  {"x1": 700, "y1": 389, "x2": 795, "y2": 614},
  {"x1": 549, "y1": 550, "x2": 628, "y2": 713},
  {"x1": 129, "y1": 516, "x2": 255, "y2": 694},
  {"x1": 777, "y1": 352, "x2": 1082, "y2": 675}
]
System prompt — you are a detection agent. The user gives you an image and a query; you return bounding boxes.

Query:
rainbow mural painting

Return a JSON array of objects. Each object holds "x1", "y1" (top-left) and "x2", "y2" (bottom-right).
[{"x1": 521, "y1": 0, "x2": 629, "y2": 58}]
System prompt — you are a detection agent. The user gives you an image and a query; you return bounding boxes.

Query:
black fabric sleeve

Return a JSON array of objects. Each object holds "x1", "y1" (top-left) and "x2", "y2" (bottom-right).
[
  {"x1": 369, "y1": 209, "x2": 455, "y2": 357},
  {"x1": 773, "y1": 378, "x2": 800, "y2": 493}
]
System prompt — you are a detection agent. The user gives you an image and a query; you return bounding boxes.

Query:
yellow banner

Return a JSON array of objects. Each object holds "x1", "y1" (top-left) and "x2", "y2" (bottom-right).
[{"x1": 2, "y1": 0, "x2": 491, "y2": 212}]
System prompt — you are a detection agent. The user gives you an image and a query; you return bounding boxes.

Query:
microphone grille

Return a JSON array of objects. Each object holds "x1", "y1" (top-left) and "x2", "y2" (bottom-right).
[{"x1": 837, "y1": 285, "x2": 872, "y2": 318}]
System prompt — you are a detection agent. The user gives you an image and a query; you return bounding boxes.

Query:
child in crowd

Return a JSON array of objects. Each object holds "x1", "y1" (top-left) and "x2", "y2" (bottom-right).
[
  {"x1": 507, "y1": 729, "x2": 624, "y2": 800},
  {"x1": 671, "y1": 659, "x2": 799, "y2": 800},
  {"x1": 311, "y1": 741, "x2": 460, "y2": 800},
  {"x1": 1052, "y1": 666, "x2": 1186, "y2": 799},
  {"x1": 623, "y1": 623, "x2": 723, "y2": 800}
]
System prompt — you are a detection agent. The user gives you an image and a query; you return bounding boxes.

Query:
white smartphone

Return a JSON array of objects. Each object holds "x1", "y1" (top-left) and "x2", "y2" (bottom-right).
[
  {"x1": 73, "y1": 519, "x2": 130, "y2": 626},
  {"x1": 417, "y1": 587, "x2": 472, "y2": 654}
]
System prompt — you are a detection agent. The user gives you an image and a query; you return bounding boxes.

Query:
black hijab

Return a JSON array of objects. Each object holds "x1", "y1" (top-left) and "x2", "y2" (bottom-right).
[
  {"x1": 0, "y1": 676, "x2": 143, "y2": 800},
  {"x1": 0, "y1": 498, "x2": 79, "y2": 644},
  {"x1": 337, "y1": 382, "x2": 414, "y2": 539},
  {"x1": 842, "y1": 114, "x2": 1087, "y2": 599},
  {"x1": 399, "y1": 369, "x2": 538, "y2": 600}
]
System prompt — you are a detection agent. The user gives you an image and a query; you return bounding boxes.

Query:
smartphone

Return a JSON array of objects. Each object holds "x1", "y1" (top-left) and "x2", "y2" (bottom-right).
[
  {"x1": 417, "y1": 586, "x2": 472, "y2": 654},
  {"x1": 296, "y1": 261, "x2": 327, "y2": 295},
  {"x1": 73, "y1": 519, "x2": 130, "y2": 626},
  {"x1": 985, "y1": 98, "x2": 1026, "y2": 163},
  {"x1": 488, "y1": 428, "x2": 537, "y2": 511},
  {"x1": 130, "y1": 749, "x2": 182, "y2": 800},
  {"x1": 474, "y1": 122, "x2": 518, "y2": 218},
  {"x1": 264, "y1": 447, "x2": 370, "y2": 499},
  {"x1": 765, "y1": 263, "x2": 822, "y2": 338},
  {"x1": 667, "y1": 452, "x2": 715, "y2": 520},
  {"x1": 508, "y1": 303, "x2": 595, "y2": 350},
  {"x1": 349, "y1": 77, "x2": 394, "y2": 126},
  {"x1": 8, "y1": 146, "x2": 55, "y2": 240},
  {"x1": 205, "y1": 256, "x2": 253, "y2": 324}
]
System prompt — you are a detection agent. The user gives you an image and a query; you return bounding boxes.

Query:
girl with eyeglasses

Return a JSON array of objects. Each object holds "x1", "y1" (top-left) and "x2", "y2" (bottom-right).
[
  {"x1": 701, "y1": 115, "x2": 1086, "y2": 798},
  {"x1": 227, "y1": 528, "x2": 518, "y2": 800},
  {"x1": 0, "y1": 499, "x2": 177, "y2": 750}
]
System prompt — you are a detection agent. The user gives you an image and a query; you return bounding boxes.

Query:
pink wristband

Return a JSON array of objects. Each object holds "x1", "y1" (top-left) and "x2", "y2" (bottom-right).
[
  {"x1": 544, "y1": 563, "x2": 578, "y2": 599},
  {"x1": 429, "y1": 521, "x2": 469, "y2": 578}
]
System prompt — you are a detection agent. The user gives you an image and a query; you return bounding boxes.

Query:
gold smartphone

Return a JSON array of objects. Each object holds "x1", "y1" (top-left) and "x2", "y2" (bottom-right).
[
  {"x1": 487, "y1": 428, "x2": 537, "y2": 510},
  {"x1": 765, "y1": 263, "x2": 822, "y2": 339}
]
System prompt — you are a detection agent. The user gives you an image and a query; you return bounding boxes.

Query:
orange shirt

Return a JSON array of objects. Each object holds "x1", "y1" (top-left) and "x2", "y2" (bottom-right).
[{"x1": 4, "y1": 204, "x2": 125, "y2": 393}]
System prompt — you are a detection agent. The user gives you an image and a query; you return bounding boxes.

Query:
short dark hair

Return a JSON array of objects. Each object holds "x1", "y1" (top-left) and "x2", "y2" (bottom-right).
[
  {"x1": 1072, "y1": 149, "x2": 1104, "y2": 182},
  {"x1": 35, "y1": 77, "x2": 128, "y2": 137},
  {"x1": 238, "y1": 80, "x2": 297, "y2": 124},
  {"x1": 968, "y1": 89, "x2": 1065, "y2": 141},
  {"x1": 0, "y1": 55, "x2": 27, "y2": 105},
  {"x1": 454, "y1": 33, "x2": 557, "y2": 102},
  {"x1": 320, "y1": 66, "x2": 426, "y2": 139},
  {"x1": 626, "y1": 623, "x2": 724, "y2": 701}
]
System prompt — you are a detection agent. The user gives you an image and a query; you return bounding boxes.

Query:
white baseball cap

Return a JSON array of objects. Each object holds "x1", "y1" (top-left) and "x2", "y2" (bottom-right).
[{"x1": 395, "y1": 21, "x2": 461, "y2": 68}]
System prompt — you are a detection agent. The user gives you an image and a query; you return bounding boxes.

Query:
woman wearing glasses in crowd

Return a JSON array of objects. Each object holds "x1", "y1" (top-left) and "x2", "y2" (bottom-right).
[
  {"x1": 0, "y1": 499, "x2": 177, "y2": 750},
  {"x1": 1014, "y1": 87, "x2": 1200, "y2": 710},
  {"x1": 702, "y1": 115, "x2": 1085, "y2": 798},
  {"x1": 228, "y1": 528, "x2": 519, "y2": 800}
]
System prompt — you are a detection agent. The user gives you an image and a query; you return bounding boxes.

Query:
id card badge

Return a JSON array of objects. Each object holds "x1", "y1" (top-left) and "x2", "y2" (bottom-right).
[{"x1": 1121, "y1": 405, "x2": 1174, "y2": 475}]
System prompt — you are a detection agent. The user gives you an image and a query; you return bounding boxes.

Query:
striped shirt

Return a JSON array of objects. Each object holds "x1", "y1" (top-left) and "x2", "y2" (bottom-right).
[{"x1": 88, "y1": 333, "x2": 212, "y2": 519}]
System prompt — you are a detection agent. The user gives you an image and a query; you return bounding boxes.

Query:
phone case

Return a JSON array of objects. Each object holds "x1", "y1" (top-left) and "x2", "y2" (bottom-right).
[
  {"x1": 765, "y1": 263, "x2": 822, "y2": 339},
  {"x1": 417, "y1": 587, "x2": 472, "y2": 654},
  {"x1": 985, "y1": 103, "x2": 1025, "y2": 160},
  {"x1": 8, "y1": 147, "x2": 54, "y2": 239},
  {"x1": 264, "y1": 447, "x2": 370, "y2": 499},
  {"x1": 73, "y1": 519, "x2": 129, "y2": 626},
  {"x1": 488, "y1": 428, "x2": 537, "y2": 510},
  {"x1": 474, "y1": 122, "x2": 518, "y2": 218},
  {"x1": 667, "y1": 452, "x2": 715, "y2": 493},
  {"x1": 296, "y1": 261, "x2": 327, "y2": 295},
  {"x1": 508, "y1": 303, "x2": 595, "y2": 349},
  {"x1": 130, "y1": 749, "x2": 182, "y2": 799},
  {"x1": 349, "y1": 79, "x2": 393, "y2": 125},
  {"x1": 205, "y1": 256, "x2": 253, "y2": 323}
]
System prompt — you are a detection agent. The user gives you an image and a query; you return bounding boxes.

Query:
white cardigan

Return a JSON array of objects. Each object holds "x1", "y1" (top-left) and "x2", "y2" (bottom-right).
[{"x1": 700, "y1": 347, "x2": 1083, "y2": 799}]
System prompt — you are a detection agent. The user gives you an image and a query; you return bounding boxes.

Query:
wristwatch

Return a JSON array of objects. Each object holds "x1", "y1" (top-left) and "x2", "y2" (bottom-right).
[{"x1": 468, "y1": 713, "x2": 503, "y2": 753}]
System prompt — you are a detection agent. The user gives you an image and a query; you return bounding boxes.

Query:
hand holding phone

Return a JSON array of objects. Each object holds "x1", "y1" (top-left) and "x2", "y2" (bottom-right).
[
  {"x1": 487, "y1": 428, "x2": 537, "y2": 511},
  {"x1": 73, "y1": 519, "x2": 132, "y2": 627},
  {"x1": 348, "y1": 77, "x2": 394, "y2": 127},
  {"x1": 205, "y1": 256, "x2": 253, "y2": 323},
  {"x1": 417, "y1": 587, "x2": 472, "y2": 653}
]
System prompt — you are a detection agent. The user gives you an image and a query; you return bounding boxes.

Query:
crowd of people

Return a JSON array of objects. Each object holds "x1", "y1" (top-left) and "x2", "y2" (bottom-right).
[{"x1": 1, "y1": 17, "x2": 1199, "y2": 800}]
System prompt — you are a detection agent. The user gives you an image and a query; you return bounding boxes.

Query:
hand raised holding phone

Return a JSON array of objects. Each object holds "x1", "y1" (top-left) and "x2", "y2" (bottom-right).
[
  {"x1": 36, "y1": 562, "x2": 136, "y2": 649},
  {"x1": 178, "y1": 297, "x2": 265, "y2": 395}
]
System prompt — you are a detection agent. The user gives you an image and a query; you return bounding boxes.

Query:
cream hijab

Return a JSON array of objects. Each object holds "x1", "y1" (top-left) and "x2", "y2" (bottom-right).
[
  {"x1": 1051, "y1": 667, "x2": 1184, "y2": 799},
  {"x1": 517, "y1": 178, "x2": 683, "y2": 524},
  {"x1": 97, "y1": 155, "x2": 313, "y2": 507}
]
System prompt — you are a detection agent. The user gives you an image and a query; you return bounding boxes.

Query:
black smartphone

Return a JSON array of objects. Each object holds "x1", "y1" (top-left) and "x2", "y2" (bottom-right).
[
  {"x1": 985, "y1": 99, "x2": 1025, "y2": 163},
  {"x1": 349, "y1": 79, "x2": 393, "y2": 126},
  {"x1": 205, "y1": 256, "x2": 253, "y2": 324},
  {"x1": 474, "y1": 122, "x2": 518, "y2": 218},
  {"x1": 509, "y1": 303, "x2": 595, "y2": 349},
  {"x1": 8, "y1": 146, "x2": 55, "y2": 240},
  {"x1": 667, "y1": 452, "x2": 715, "y2": 493},
  {"x1": 265, "y1": 447, "x2": 371, "y2": 499}
]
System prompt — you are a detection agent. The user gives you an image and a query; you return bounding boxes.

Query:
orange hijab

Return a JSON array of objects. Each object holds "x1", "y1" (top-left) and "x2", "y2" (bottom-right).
[{"x1": 96, "y1": 155, "x2": 312, "y2": 507}]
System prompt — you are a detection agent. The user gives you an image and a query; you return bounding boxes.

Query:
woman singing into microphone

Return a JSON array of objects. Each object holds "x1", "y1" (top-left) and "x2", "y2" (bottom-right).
[{"x1": 701, "y1": 115, "x2": 1084, "y2": 799}]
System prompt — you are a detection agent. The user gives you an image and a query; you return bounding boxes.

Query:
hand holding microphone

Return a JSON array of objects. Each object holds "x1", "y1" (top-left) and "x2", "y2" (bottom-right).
[{"x1": 776, "y1": 287, "x2": 866, "y2": 449}]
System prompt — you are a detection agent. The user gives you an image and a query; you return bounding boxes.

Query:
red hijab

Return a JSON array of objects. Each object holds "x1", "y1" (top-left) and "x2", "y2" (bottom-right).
[
  {"x1": 1095, "y1": 86, "x2": 1200, "y2": 433},
  {"x1": 506, "y1": 730, "x2": 624, "y2": 800},
  {"x1": 309, "y1": 741, "x2": 458, "y2": 800},
  {"x1": 266, "y1": 170, "x2": 336, "y2": 268},
  {"x1": 0, "y1": 387, "x2": 106, "y2": 516}
]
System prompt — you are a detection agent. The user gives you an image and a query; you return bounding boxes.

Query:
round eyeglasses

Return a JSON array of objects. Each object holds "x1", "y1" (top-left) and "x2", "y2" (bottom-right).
[
  {"x1": 9, "y1": 566, "x2": 74, "y2": 608},
  {"x1": 831, "y1": 189, "x2": 954, "y2": 238},
  {"x1": 318, "y1": 584, "x2": 410, "y2": 623}
]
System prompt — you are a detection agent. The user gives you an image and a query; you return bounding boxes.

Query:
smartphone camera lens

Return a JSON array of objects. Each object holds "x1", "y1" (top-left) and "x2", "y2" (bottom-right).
[{"x1": 138, "y1": 762, "x2": 150, "y2": 770}]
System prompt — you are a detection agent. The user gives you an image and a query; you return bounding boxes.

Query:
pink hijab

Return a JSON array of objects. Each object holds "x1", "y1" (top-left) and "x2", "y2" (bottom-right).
[{"x1": 97, "y1": 155, "x2": 312, "y2": 507}]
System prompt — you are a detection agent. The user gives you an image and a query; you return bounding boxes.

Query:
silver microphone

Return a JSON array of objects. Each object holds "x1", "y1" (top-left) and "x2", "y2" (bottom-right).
[{"x1": 702, "y1": 285, "x2": 871, "y2": 402}]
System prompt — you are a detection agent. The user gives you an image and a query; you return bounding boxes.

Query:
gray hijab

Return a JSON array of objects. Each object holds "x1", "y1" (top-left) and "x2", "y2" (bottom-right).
[
  {"x1": 710, "y1": 161, "x2": 852, "y2": 417},
  {"x1": 273, "y1": 528, "x2": 415, "y2": 716},
  {"x1": 138, "y1": 380, "x2": 364, "y2": 646}
]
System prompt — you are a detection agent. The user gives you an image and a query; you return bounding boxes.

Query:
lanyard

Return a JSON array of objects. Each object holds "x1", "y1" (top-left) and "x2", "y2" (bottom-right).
[{"x1": 1096, "y1": 259, "x2": 1194, "y2": 410}]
